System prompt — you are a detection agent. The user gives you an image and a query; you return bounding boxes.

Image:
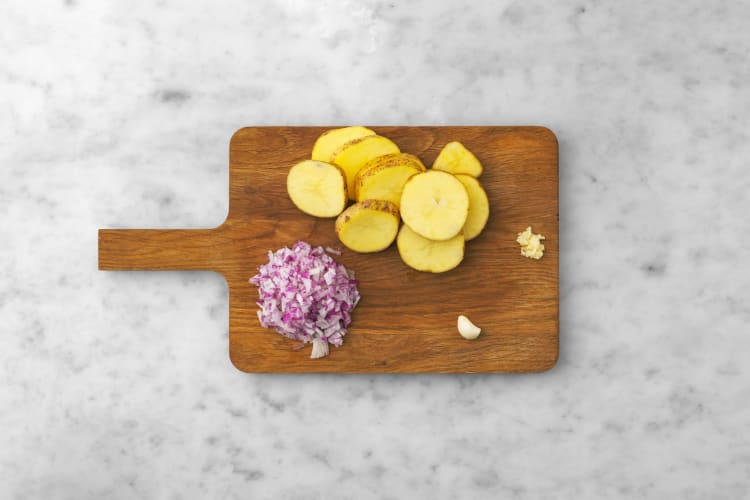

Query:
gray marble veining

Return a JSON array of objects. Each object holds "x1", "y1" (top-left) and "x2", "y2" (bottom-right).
[{"x1": 2, "y1": 0, "x2": 749, "y2": 498}]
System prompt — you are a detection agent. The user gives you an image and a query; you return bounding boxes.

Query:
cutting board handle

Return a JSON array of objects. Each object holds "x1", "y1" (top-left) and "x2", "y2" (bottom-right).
[{"x1": 98, "y1": 228, "x2": 224, "y2": 272}]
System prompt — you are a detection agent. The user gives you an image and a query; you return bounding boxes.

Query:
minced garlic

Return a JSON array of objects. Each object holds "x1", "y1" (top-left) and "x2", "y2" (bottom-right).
[{"x1": 516, "y1": 226, "x2": 545, "y2": 260}]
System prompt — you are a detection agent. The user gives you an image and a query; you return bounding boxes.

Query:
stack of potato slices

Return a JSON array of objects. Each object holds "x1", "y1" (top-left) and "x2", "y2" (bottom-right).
[{"x1": 286, "y1": 127, "x2": 489, "y2": 273}]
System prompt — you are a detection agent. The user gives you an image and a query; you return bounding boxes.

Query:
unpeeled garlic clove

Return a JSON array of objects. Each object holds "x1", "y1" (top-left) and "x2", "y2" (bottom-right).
[{"x1": 457, "y1": 315, "x2": 481, "y2": 340}]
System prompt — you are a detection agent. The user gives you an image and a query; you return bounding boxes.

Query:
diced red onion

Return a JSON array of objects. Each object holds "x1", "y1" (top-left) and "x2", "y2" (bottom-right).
[{"x1": 250, "y1": 241, "x2": 360, "y2": 353}]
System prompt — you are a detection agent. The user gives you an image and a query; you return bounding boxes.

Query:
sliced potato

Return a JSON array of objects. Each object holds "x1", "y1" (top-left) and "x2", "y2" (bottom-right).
[
  {"x1": 454, "y1": 174, "x2": 490, "y2": 241},
  {"x1": 399, "y1": 170, "x2": 469, "y2": 241},
  {"x1": 286, "y1": 160, "x2": 347, "y2": 218},
  {"x1": 432, "y1": 141, "x2": 483, "y2": 177},
  {"x1": 335, "y1": 200, "x2": 400, "y2": 253},
  {"x1": 331, "y1": 135, "x2": 400, "y2": 199},
  {"x1": 311, "y1": 126, "x2": 375, "y2": 162},
  {"x1": 354, "y1": 153, "x2": 425, "y2": 207},
  {"x1": 397, "y1": 224, "x2": 464, "y2": 273}
]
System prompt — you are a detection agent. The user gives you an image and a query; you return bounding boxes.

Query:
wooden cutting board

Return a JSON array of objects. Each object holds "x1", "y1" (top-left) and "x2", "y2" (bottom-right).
[{"x1": 99, "y1": 126, "x2": 558, "y2": 373}]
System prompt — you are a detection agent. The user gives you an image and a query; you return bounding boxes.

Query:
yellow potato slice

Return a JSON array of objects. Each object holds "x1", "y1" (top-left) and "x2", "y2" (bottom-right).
[
  {"x1": 286, "y1": 160, "x2": 347, "y2": 218},
  {"x1": 432, "y1": 141, "x2": 483, "y2": 177},
  {"x1": 311, "y1": 126, "x2": 375, "y2": 162},
  {"x1": 399, "y1": 170, "x2": 469, "y2": 241},
  {"x1": 331, "y1": 135, "x2": 400, "y2": 199},
  {"x1": 354, "y1": 153, "x2": 425, "y2": 207},
  {"x1": 454, "y1": 174, "x2": 490, "y2": 241},
  {"x1": 397, "y1": 224, "x2": 464, "y2": 273},
  {"x1": 335, "y1": 200, "x2": 400, "y2": 253}
]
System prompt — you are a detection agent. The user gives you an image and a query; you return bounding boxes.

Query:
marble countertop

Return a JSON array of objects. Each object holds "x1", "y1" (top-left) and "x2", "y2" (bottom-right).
[{"x1": 2, "y1": 1, "x2": 748, "y2": 498}]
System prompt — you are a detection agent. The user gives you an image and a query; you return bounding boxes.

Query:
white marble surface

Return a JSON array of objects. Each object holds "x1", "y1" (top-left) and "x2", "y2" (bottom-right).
[{"x1": 2, "y1": 0, "x2": 749, "y2": 498}]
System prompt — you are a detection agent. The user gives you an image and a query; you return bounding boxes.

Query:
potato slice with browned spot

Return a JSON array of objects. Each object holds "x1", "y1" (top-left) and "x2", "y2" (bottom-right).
[
  {"x1": 331, "y1": 135, "x2": 400, "y2": 199},
  {"x1": 354, "y1": 153, "x2": 425, "y2": 207},
  {"x1": 335, "y1": 200, "x2": 400, "y2": 253}
]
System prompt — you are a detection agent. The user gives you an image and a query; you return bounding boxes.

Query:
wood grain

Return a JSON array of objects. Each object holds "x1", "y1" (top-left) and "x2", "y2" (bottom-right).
[{"x1": 99, "y1": 126, "x2": 558, "y2": 373}]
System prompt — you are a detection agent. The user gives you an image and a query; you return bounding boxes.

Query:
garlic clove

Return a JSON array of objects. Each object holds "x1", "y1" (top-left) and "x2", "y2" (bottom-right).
[{"x1": 457, "y1": 315, "x2": 481, "y2": 340}]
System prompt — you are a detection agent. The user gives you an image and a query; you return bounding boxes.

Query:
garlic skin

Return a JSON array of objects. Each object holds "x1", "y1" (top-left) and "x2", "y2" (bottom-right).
[{"x1": 457, "y1": 315, "x2": 481, "y2": 340}]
